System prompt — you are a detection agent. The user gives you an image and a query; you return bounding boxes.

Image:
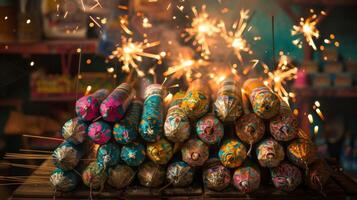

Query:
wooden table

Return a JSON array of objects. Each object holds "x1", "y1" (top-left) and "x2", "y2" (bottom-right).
[{"x1": 10, "y1": 160, "x2": 357, "y2": 200}]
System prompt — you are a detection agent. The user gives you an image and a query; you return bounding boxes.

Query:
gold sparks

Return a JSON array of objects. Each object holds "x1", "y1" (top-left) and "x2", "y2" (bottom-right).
[
  {"x1": 164, "y1": 54, "x2": 209, "y2": 82},
  {"x1": 85, "y1": 85, "x2": 92, "y2": 95},
  {"x1": 109, "y1": 37, "x2": 161, "y2": 77},
  {"x1": 185, "y1": 5, "x2": 221, "y2": 59},
  {"x1": 292, "y1": 10, "x2": 324, "y2": 50},
  {"x1": 89, "y1": 15, "x2": 101, "y2": 28},
  {"x1": 265, "y1": 54, "x2": 297, "y2": 100},
  {"x1": 119, "y1": 15, "x2": 133, "y2": 35},
  {"x1": 308, "y1": 114, "x2": 314, "y2": 124},
  {"x1": 221, "y1": 9, "x2": 252, "y2": 63}
]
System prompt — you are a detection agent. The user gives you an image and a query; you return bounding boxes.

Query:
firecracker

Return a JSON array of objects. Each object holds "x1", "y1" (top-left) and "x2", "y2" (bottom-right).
[
  {"x1": 87, "y1": 120, "x2": 112, "y2": 145},
  {"x1": 146, "y1": 138, "x2": 173, "y2": 165},
  {"x1": 256, "y1": 138, "x2": 285, "y2": 168},
  {"x1": 138, "y1": 161, "x2": 166, "y2": 188},
  {"x1": 50, "y1": 168, "x2": 79, "y2": 192},
  {"x1": 203, "y1": 158, "x2": 231, "y2": 191},
  {"x1": 76, "y1": 89, "x2": 109, "y2": 121},
  {"x1": 61, "y1": 117, "x2": 88, "y2": 145},
  {"x1": 107, "y1": 164, "x2": 135, "y2": 189},
  {"x1": 181, "y1": 139, "x2": 209, "y2": 167},
  {"x1": 52, "y1": 142, "x2": 82, "y2": 171},
  {"x1": 121, "y1": 142, "x2": 146, "y2": 167},
  {"x1": 305, "y1": 159, "x2": 332, "y2": 191},
  {"x1": 270, "y1": 162, "x2": 302, "y2": 192},
  {"x1": 232, "y1": 161, "x2": 261, "y2": 193},
  {"x1": 287, "y1": 138, "x2": 317, "y2": 170},
  {"x1": 96, "y1": 142, "x2": 121, "y2": 168},
  {"x1": 82, "y1": 161, "x2": 107, "y2": 190},
  {"x1": 166, "y1": 161, "x2": 194, "y2": 187},
  {"x1": 219, "y1": 139, "x2": 247, "y2": 168},
  {"x1": 196, "y1": 114, "x2": 224, "y2": 145}
]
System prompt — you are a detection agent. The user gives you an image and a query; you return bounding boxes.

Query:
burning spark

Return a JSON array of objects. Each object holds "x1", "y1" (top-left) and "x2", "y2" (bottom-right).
[
  {"x1": 109, "y1": 37, "x2": 161, "y2": 77},
  {"x1": 119, "y1": 15, "x2": 133, "y2": 35},
  {"x1": 314, "y1": 125, "x2": 319, "y2": 135},
  {"x1": 107, "y1": 67, "x2": 114, "y2": 73},
  {"x1": 315, "y1": 108, "x2": 325, "y2": 120},
  {"x1": 164, "y1": 93, "x2": 173, "y2": 105},
  {"x1": 142, "y1": 17, "x2": 152, "y2": 28},
  {"x1": 265, "y1": 54, "x2": 297, "y2": 100},
  {"x1": 26, "y1": 19, "x2": 31, "y2": 24},
  {"x1": 30, "y1": 61, "x2": 34, "y2": 67},
  {"x1": 185, "y1": 5, "x2": 221, "y2": 58},
  {"x1": 314, "y1": 101, "x2": 320, "y2": 107},
  {"x1": 164, "y1": 54, "x2": 209, "y2": 82},
  {"x1": 89, "y1": 16, "x2": 101, "y2": 28},
  {"x1": 291, "y1": 10, "x2": 322, "y2": 50},
  {"x1": 85, "y1": 85, "x2": 92, "y2": 95},
  {"x1": 220, "y1": 10, "x2": 251, "y2": 63},
  {"x1": 308, "y1": 114, "x2": 314, "y2": 124}
]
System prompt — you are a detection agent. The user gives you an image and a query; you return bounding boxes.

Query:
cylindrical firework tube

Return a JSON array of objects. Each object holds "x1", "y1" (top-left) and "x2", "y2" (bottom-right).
[
  {"x1": 196, "y1": 114, "x2": 224, "y2": 145},
  {"x1": 96, "y1": 142, "x2": 121, "y2": 168},
  {"x1": 270, "y1": 100, "x2": 298, "y2": 142},
  {"x1": 214, "y1": 78, "x2": 243, "y2": 123},
  {"x1": 107, "y1": 164, "x2": 135, "y2": 189},
  {"x1": 146, "y1": 138, "x2": 173, "y2": 165},
  {"x1": 203, "y1": 158, "x2": 231, "y2": 191},
  {"x1": 181, "y1": 139, "x2": 209, "y2": 167},
  {"x1": 233, "y1": 162, "x2": 261, "y2": 193},
  {"x1": 50, "y1": 168, "x2": 79, "y2": 192},
  {"x1": 305, "y1": 159, "x2": 331, "y2": 191},
  {"x1": 219, "y1": 139, "x2": 247, "y2": 168},
  {"x1": 87, "y1": 120, "x2": 112, "y2": 145},
  {"x1": 164, "y1": 92, "x2": 191, "y2": 143},
  {"x1": 139, "y1": 84, "x2": 165, "y2": 142},
  {"x1": 82, "y1": 161, "x2": 107, "y2": 190},
  {"x1": 61, "y1": 117, "x2": 88, "y2": 145},
  {"x1": 256, "y1": 138, "x2": 285, "y2": 168},
  {"x1": 138, "y1": 161, "x2": 166, "y2": 188},
  {"x1": 166, "y1": 161, "x2": 194, "y2": 187},
  {"x1": 270, "y1": 162, "x2": 302, "y2": 192},
  {"x1": 100, "y1": 83, "x2": 133, "y2": 122},
  {"x1": 113, "y1": 99, "x2": 143, "y2": 144},
  {"x1": 181, "y1": 79, "x2": 210, "y2": 120},
  {"x1": 235, "y1": 113, "x2": 265, "y2": 155},
  {"x1": 76, "y1": 89, "x2": 109, "y2": 121},
  {"x1": 242, "y1": 79, "x2": 280, "y2": 119},
  {"x1": 287, "y1": 138, "x2": 317, "y2": 170},
  {"x1": 52, "y1": 142, "x2": 82, "y2": 171}
]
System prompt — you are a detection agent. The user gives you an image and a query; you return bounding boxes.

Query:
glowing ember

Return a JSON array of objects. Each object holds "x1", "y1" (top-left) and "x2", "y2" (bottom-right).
[
  {"x1": 119, "y1": 15, "x2": 133, "y2": 35},
  {"x1": 291, "y1": 10, "x2": 323, "y2": 50},
  {"x1": 109, "y1": 37, "x2": 161, "y2": 77},
  {"x1": 185, "y1": 5, "x2": 220, "y2": 59}
]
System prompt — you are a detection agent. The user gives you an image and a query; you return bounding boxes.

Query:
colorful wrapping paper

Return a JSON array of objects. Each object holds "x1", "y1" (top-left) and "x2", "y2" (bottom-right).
[
  {"x1": 76, "y1": 89, "x2": 109, "y2": 121},
  {"x1": 305, "y1": 159, "x2": 331, "y2": 191},
  {"x1": 214, "y1": 78, "x2": 243, "y2": 123},
  {"x1": 113, "y1": 99, "x2": 143, "y2": 144},
  {"x1": 121, "y1": 142, "x2": 146, "y2": 167},
  {"x1": 164, "y1": 93, "x2": 190, "y2": 143},
  {"x1": 203, "y1": 162, "x2": 231, "y2": 191},
  {"x1": 243, "y1": 79, "x2": 280, "y2": 119},
  {"x1": 97, "y1": 142, "x2": 121, "y2": 168},
  {"x1": 107, "y1": 164, "x2": 135, "y2": 189},
  {"x1": 138, "y1": 161, "x2": 166, "y2": 188},
  {"x1": 52, "y1": 142, "x2": 81, "y2": 171},
  {"x1": 146, "y1": 138, "x2": 173, "y2": 165},
  {"x1": 270, "y1": 162, "x2": 302, "y2": 192},
  {"x1": 233, "y1": 162, "x2": 261, "y2": 193},
  {"x1": 61, "y1": 117, "x2": 88, "y2": 145},
  {"x1": 50, "y1": 168, "x2": 79, "y2": 192},
  {"x1": 166, "y1": 161, "x2": 194, "y2": 187},
  {"x1": 139, "y1": 84, "x2": 164, "y2": 142},
  {"x1": 270, "y1": 101, "x2": 298, "y2": 142},
  {"x1": 82, "y1": 161, "x2": 107, "y2": 190},
  {"x1": 100, "y1": 83, "x2": 133, "y2": 122},
  {"x1": 256, "y1": 138, "x2": 285, "y2": 168},
  {"x1": 218, "y1": 139, "x2": 247, "y2": 168},
  {"x1": 87, "y1": 121, "x2": 112, "y2": 145},
  {"x1": 235, "y1": 113, "x2": 265, "y2": 153},
  {"x1": 287, "y1": 138, "x2": 317, "y2": 169},
  {"x1": 196, "y1": 114, "x2": 224, "y2": 145},
  {"x1": 181, "y1": 139, "x2": 209, "y2": 167},
  {"x1": 181, "y1": 79, "x2": 210, "y2": 120}
]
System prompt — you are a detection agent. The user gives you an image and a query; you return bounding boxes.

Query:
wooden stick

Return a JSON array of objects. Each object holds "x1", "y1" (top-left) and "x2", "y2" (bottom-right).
[{"x1": 22, "y1": 134, "x2": 64, "y2": 142}]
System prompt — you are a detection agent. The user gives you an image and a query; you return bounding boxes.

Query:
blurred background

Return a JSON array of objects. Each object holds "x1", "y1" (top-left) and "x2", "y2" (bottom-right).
[{"x1": 0, "y1": 0, "x2": 356, "y2": 198}]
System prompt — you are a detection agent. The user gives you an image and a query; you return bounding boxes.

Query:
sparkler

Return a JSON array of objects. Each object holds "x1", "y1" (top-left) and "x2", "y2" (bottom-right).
[
  {"x1": 221, "y1": 9, "x2": 252, "y2": 63},
  {"x1": 109, "y1": 37, "x2": 161, "y2": 77},
  {"x1": 185, "y1": 5, "x2": 221, "y2": 59},
  {"x1": 292, "y1": 10, "x2": 325, "y2": 50},
  {"x1": 164, "y1": 54, "x2": 209, "y2": 82}
]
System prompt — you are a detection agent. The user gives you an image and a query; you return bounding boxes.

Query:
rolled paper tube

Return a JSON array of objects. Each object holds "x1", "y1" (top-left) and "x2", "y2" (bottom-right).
[
  {"x1": 214, "y1": 78, "x2": 243, "y2": 122},
  {"x1": 164, "y1": 93, "x2": 191, "y2": 143},
  {"x1": 97, "y1": 142, "x2": 121, "y2": 168},
  {"x1": 76, "y1": 89, "x2": 109, "y2": 121},
  {"x1": 113, "y1": 100, "x2": 143, "y2": 144},
  {"x1": 305, "y1": 159, "x2": 332, "y2": 191},
  {"x1": 218, "y1": 139, "x2": 247, "y2": 168},
  {"x1": 82, "y1": 161, "x2": 107, "y2": 190},
  {"x1": 139, "y1": 84, "x2": 165, "y2": 142},
  {"x1": 233, "y1": 162, "x2": 261, "y2": 193},
  {"x1": 269, "y1": 100, "x2": 298, "y2": 142},
  {"x1": 181, "y1": 79, "x2": 210, "y2": 120},
  {"x1": 256, "y1": 138, "x2": 285, "y2": 168},
  {"x1": 138, "y1": 161, "x2": 166, "y2": 188},
  {"x1": 242, "y1": 79, "x2": 280, "y2": 119},
  {"x1": 61, "y1": 117, "x2": 88, "y2": 145},
  {"x1": 166, "y1": 161, "x2": 194, "y2": 187},
  {"x1": 287, "y1": 138, "x2": 317, "y2": 170},
  {"x1": 181, "y1": 139, "x2": 209, "y2": 167},
  {"x1": 235, "y1": 113, "x2": 265, "y2": 155},
  {"x1": 50, "y1": 168, "x2": 79, "y2": 192},
  {"x1": 100, "y1": 83, "x2": 133, "y2": 122},
  {"x1": 121, "y1": 142, "x2": 146, "y2": 167},
  {"x1": 196, "y1": 114, "x2": 224, "y2": 145},
  {"x1": 203, "y1": 162, "x2": 231, "y2": 191},
  {"x1": 52, "y1": 142, "x2": 82, "y2": 171},
  {"x1": 146, "y1": 138, "x2": 173, "y2": 165},
  {"x1": 270, "y1": 162, "x2": 302, "y2": 192},
  {"x1": 107, "y1": 164, "x2": 135, "y2": 189},
  {"x1": 87, "y1": 120, "x2": 112, "y2": 145}
]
